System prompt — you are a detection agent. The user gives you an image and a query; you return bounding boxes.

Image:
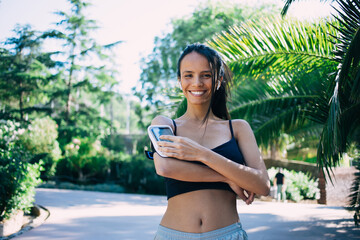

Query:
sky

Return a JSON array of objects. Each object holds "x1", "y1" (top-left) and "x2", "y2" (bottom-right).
[{"x1": 0, "y1": 0, "x2": 333, "y2": 95}]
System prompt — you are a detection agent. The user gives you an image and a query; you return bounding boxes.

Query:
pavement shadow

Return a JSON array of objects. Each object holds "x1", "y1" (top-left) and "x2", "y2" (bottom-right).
[
  {"x1": 35, "y1": 189, "x2": 167, "y2": 208},
  {"x1": 20, "y1": 215, "x2": 161, "y2": 240},
  {"x1": 240, "y1": 213, "x2": 359, "y2": 240}
]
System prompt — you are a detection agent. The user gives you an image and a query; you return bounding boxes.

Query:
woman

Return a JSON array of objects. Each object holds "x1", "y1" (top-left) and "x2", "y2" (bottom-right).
[{"x1": 150, "y1": 43, "x2": 270, "y2": 239}]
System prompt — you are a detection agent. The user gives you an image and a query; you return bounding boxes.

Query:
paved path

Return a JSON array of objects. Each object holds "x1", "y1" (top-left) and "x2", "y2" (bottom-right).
[{"x1": 17, "y1": 188, "x2": 358, "y2": 240}]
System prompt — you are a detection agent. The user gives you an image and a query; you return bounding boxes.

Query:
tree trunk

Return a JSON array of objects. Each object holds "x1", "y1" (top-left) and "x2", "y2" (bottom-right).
[
  {"x1": 65, "y1": 65, "x2": 74, "y2": 122},
  {"x1": 110, "y1": 98, "x2": 114, "y2": 134},
  {"x1": 317, "y1": 169, "x2": 327, "y2": 204},
  {"x1": 78, "y1": 169, "x2": 84, "y2": 183},
  {"x1": 65, "y1": 43, "x2": 76, "y2": 122},
  {"x1": 270, "y1": 140, "x2": 277, "y2": 160},
  {"x1": 19, "y1": 81, "x2": 24, "y2": 122}
]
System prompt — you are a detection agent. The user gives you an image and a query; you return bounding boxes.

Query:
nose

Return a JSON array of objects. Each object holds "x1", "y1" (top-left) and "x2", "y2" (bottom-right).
[{"x1": 193, "y1": 75, "x2": 203, "y2": 86}]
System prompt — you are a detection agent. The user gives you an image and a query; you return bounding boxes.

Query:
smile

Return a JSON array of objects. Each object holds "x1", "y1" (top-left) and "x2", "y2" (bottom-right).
[{"x1": 189, "y1": 90, "x2": 206, "y2": 96}]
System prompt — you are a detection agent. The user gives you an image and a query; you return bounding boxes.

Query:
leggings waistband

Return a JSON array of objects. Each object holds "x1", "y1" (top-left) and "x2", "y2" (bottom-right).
[{"x1": 155, "y1": 222, "x2": 248, "y2": 240}]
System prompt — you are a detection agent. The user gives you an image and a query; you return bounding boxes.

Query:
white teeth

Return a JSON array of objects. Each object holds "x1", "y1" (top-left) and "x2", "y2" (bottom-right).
[{"x1": 191, "y1": 91, "x2": 204, "y2": 96}]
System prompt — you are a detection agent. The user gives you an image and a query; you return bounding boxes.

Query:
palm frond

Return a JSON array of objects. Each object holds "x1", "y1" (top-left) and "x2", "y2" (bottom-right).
[
  {"x1": 281, "y1": 0, "x2": 335, "y2": 16},
  {"x1": 320, "y1": 0, "x2": 360, "y2": 172},
  {"x1": 332, "y1": 0, "x2": 360, "y2": 102},
  {"x1": 209, "y1": 18, "x2": 338, "y2": 86},
  {"x1": 209, "y1": 18, "x2": 339, "y2": 147},
  {"x1": 281, "y1": 0, "x2": 297, "y2": 16},
  {"x1": 228, "y1": 70, "x2": 325, "y2": 145},
  {"x1": 230, "y1": 94, "x2": 317, "y2": 146}
]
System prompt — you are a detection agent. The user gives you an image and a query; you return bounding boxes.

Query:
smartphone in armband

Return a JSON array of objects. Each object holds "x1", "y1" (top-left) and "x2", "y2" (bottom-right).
[{"x1": 147, "y1": 125, "x2": 174, "y2": 157}]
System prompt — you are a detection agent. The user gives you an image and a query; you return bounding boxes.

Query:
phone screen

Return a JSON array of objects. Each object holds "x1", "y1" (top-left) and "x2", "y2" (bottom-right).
[{"x1": 151, "y1": 127, "x2": 173, "y2": 142}]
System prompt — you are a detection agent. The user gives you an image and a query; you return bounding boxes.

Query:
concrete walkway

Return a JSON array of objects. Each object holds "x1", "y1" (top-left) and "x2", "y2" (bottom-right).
[{"x1": 17, "y1": 188, "x2": 359, "y2": 240}]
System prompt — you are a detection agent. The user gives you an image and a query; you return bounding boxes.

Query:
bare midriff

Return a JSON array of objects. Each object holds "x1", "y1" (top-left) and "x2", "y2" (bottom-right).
[{"x1": 160, "y1": 189, "x2": 239, "y2": 233}]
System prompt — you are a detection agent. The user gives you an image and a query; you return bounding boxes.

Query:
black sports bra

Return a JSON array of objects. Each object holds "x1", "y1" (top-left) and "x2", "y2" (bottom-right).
[{"x1": 164, "y1": 119, "x2": 246, "y2": 199}]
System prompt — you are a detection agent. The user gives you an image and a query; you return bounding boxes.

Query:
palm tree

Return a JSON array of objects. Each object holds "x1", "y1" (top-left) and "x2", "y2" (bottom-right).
[
  {"x1": 209, "y1": 17, "x2": 339, "y2": 164},
  {"x1": 282, "y1": 0, "x2": 360, "y2": 224},
  {"x1": 209, "y1": 0, "x2": 359, "y2": 221}
]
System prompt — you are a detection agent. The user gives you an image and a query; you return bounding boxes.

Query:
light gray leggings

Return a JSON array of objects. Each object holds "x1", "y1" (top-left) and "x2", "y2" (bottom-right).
[{"x1": 154, "y1": 222, "x2": 248, "y2": 240}]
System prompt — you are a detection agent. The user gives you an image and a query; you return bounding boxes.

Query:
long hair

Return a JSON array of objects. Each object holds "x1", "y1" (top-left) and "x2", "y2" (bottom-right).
[{"x1": 177, "y1": 43, "x2": 232, "y2": 122}]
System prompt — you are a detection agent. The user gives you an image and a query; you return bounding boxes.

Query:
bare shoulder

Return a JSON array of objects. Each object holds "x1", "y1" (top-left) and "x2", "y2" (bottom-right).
[
  {"x1": 231, "y1": 119, "x2": 252, "y2": 130},
  {"x1": 231, "y1": 119, "x2": 254, "y2": 139},
  {"x1": 151, "y1": 115, "x2": 174, "y2": 128}
]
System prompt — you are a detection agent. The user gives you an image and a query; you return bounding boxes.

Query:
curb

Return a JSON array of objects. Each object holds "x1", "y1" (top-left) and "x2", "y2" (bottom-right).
[{"x1": 0, "y1": 205, "x2": 50, "y2": 240}]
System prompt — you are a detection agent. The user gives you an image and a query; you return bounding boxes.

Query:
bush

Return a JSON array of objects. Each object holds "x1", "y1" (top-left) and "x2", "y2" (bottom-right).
[
  {"x1": 268, "y1": 167, "x2": 319, "y2": 202},
  {"x1": 57, "y1": 138, "x2": 110, "y2": 183},
  {"x1": 0, "y1": 120, "x2": 42, "y2": 221},
  {"x1": 110, "y1": 153, "x2": 165, "y2": 195},
  {"x1": 19, "y1": 117, "x2": 61, "y2": 179}
]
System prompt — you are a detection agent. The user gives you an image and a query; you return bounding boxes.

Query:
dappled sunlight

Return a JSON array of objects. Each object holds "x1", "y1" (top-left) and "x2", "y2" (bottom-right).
[
  {"x1": 21, "y1": 216, "x2": 159, "y2": 239},
  {"x1": 246, "y1": 225, "x2": 271, "y2": 233},
  {"x1": 236, "y1": 200, "x2": 358, "y2": 239}
]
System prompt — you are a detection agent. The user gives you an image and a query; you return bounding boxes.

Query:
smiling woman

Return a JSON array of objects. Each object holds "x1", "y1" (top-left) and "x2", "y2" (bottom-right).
[
  {"x1": 148, "y1": 43, "x2": 270, "y2": 239},
  {"x1": 179, "y1": 52, "x2": 213, "y2": 106}
]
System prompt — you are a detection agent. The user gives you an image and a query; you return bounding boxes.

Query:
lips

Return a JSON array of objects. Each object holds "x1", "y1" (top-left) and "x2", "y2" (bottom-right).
[{"x1": 189, "y1": 90, "x2": 206, "y2": 96}]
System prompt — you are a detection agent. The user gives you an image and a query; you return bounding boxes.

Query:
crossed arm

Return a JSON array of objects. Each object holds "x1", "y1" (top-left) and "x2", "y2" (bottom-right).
[{"x1": 151, "y1": 116, "x2": 270, "y2": 203}]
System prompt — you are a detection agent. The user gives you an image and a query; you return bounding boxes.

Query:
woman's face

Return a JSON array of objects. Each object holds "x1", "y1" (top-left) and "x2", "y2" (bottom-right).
[{"x1": 179, "y1": 51, "x2": 213, "y2": 106}]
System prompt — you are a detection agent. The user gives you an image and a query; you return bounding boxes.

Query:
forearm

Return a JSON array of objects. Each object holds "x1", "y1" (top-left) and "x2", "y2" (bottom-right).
[
  {"x1": 200, "y1": 150, "x2": 270, "y2": 196},
  {"x1": 154, "y1": 153, "x2": 226, "y2": 182}
]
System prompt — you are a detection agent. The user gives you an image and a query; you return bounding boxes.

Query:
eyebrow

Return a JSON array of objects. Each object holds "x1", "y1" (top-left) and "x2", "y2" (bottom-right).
[{"x1": 182, "y1": 70, "x2": 212, "y2": 74}]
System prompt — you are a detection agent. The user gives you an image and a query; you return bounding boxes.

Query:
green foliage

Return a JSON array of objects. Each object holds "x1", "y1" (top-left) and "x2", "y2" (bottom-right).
[
  {"x1": 0, "y1": 120, "x2": 42, "y2": 221},
  {"x1": 268, "y1": 167, "x2": 319, "y2": 202},
  {"x1": 18, "y1": 117, "x2": 61, "y2": 179},
  {"x1": 0, "y1": 25, "x2": 56, "y2": 122},
  {"x1": 110, "y1": 153, "x2": 165, "y2": 195},
  {"x1": 210, "y1": 6, "x2": 360, "y2": 170},
  {"x1": 44, "y1": 0, "x2": 122, "y2": 147},
  {"x1": 316, "y1": 0, "x2": 360, "y2": 174},
  {"x1": 209, "y1": 17, "x2": 339, "y2": 146},
  {"x1": 58, "y1": 137, "x2": 110, "y2": 183},
  {"x1": 210, "y1": 1, "x2": 360, "y2": 223}
]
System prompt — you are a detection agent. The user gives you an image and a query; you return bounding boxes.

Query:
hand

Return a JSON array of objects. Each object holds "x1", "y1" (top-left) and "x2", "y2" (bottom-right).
[
  {"x1": 227, "y1": 180, "x2": 255, "y2": 205},
  {"x1": 157, "y1": 135, "x2": 208, "y2": 161}
]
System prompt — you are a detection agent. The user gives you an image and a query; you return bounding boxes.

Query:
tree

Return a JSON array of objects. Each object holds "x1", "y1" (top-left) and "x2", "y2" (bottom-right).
[
  {"x1": 49, "y1": 0, "x2": 122, "y2": 147},
  {"x1": 209, "y1": 0, "x2": 359, "y2": 217},
  {"x1": 281, "y1": 0, "x2": 360, "y2": 221},
  {"x1": 0, "y1": 25, "x2": 57, "y2": 122},
  {"x1": 61, "y1": 137, "x2": 110, "y2": 183},
  {"x1": 135, "y1": 1, "x2": 280, "y2": 117},
  {"x1": 210, "y1": 17, "x2": 338, "y2": 145}
]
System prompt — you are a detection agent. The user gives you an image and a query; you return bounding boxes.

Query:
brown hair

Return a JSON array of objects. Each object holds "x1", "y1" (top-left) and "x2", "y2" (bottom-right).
[{"x1": 177, "y1": 43, "x2": 232, "y2": 122}]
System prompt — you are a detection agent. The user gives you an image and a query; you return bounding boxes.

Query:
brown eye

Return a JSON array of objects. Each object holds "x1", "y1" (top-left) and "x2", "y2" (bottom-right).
[{"x1": 202, "y1": 74, "x2": 212, "y2": 78}]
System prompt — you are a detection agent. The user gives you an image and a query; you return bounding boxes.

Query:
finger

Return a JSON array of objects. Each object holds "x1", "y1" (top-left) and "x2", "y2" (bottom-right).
[
  {"x1": 157, "y1": 141, "x2": 172, "y2": 147},
  {"x1": 249, "y1": 192, "x2": 255, "y2": 203},
  {"x1": 231, "y1": 186, "x2": 247, "y2": 202},
  {"x1": 157, "y1": 146, "x2": 175, "y2": 158},
  {"x1": 245, "y1": 191, "x2": 255, "y2": 205},
  {"x1": 159, "y1": 135, "x2": 177, "y2": 141},
  {"x1": 158, "y1": 145, "x2": 174, "y2": 154},
  {"x1": 236, "y1": 190, "x2": 247, "y2": 202},
  {"x1": 157, "y1": 140, "x2": 180, "y2": 149}
]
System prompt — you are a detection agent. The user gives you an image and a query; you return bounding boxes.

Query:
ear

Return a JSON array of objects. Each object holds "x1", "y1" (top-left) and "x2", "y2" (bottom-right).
[
  {"x1": 178, "y1": 79, "x2": 183, "y2": 91},
  {"x1": 216, "y1": 76, "x2": 223, "y2": 90}
]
